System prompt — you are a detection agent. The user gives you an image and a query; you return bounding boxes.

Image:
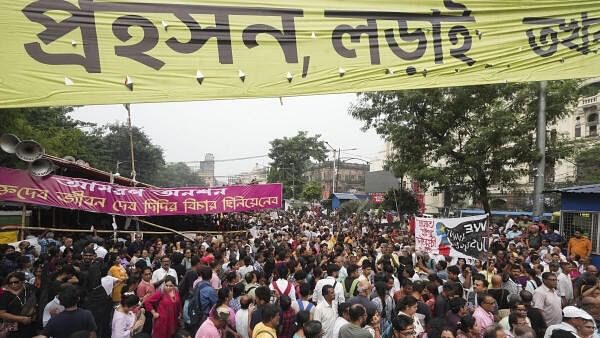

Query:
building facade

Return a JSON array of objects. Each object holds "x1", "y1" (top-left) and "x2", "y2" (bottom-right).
[
  {"x1": 197, "y1": 153, "x2": 216, "y2": 186},
  {"x1": 304, "y1": 161, "x2": 369, "y2": 196},
  {"x1": 226, "y1": 163, "x2": 269, "y2": 185}
]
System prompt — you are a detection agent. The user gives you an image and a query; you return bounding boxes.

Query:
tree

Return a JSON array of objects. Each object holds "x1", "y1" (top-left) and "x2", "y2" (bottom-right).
[
  {"x1": 302, "y1": 181, "x2": 322, "y2": 201},
  {"x1": 0, "y1": 110, "x2": 172, "y2": 186},
  {"x1": 381, "y1": 188, "x2": 420, "y2": 215},
  {"x1": 350, "y1": 81, "x2": 580, "y2": 213},
  {"x1": 152, "y1": 162, "x2": 206, "y2": 187},
  {"x1": 86, "y1": 123, "x2": 165, "y2": 184},
  {"x1": 0, "y1": 107, "x2": 96, "y2": 169},
  {"x1": 267, "y1": 131, "x2": 328, "y2": 199},
  {"x1": 575, "y1": 141, "x2": 600, "y2": 184}
]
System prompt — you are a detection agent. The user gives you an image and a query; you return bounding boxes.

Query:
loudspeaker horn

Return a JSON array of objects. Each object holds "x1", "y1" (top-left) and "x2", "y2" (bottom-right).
[
  {"x1": 15, "y1": 140, "x2": 44, "y2": 162},
  {"x1": 0, "y1": 134, "x2": 21, "y2": 154},
  {"x1": 29, "y1": 158, "x2": 55, "y2": 176}
]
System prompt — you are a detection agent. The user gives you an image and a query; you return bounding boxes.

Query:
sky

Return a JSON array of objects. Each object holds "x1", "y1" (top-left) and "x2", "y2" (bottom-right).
[{"x1": 70, "y1": 93, "x2": 386, "y2": 177}]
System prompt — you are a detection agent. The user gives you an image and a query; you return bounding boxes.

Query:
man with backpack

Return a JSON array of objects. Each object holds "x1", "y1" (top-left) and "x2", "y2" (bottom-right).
[
  {"x1": 313, "y1": 264, "x2": 345, "y2": 305},
  {"x1": 269, "y1": 265, "x2": 296, "y2": 301},
  {"x1": 187, "y1": 266, "x2": 216, "y2": 333},
  {"x1": 292, "y1": 284, "x2": 315, "y2": 318},
  {"x1": 343, "y1": 264, "x2": 360, "y2": 300}
]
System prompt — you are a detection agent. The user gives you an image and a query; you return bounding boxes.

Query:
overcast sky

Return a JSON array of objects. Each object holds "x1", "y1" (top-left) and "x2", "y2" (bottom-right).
[{"x1": 70, "y1": 93, "x2": 386, "y2": 177}]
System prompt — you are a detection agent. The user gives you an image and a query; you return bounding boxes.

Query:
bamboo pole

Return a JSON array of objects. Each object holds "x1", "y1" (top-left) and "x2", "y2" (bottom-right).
[
  {"x1": 20, "y1": 205, "x2": 26, "y2": 240},
  {"x1": 5, "y1": 225, "x2": 248, "y2": 236}
]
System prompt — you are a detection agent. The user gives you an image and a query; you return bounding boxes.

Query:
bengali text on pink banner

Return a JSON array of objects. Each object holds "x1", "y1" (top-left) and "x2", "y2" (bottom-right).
[{"x1": 0, "y1": 167, "x2": 282, "y2": 216}]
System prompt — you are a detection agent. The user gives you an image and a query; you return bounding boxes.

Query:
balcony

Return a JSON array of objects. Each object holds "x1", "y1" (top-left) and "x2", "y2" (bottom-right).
[{"x1": 580, "y1": 93, "x2": 600, "y2": 107}]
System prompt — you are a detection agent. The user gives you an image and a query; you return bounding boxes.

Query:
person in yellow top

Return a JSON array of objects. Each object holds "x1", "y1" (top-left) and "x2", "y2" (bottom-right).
[
  {"x1": 108, "y1": 254, "x2": 128, "y2": 303},
  {"x1": 568, "y1": 229, "x2": 592, "y2": 259},
  {"x1": 252, "y1": 303, "x2": 280, "y2": 338}
]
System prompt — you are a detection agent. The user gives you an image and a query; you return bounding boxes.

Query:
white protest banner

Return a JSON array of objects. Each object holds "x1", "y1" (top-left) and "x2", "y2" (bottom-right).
[{"x1": 415, "y1": 214, "x2": 490, "y2": 261}]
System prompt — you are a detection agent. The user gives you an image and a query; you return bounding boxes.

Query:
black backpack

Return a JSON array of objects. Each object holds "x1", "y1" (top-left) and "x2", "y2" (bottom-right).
[{"x1": 187, "y1": 282, "x2": 211, "y2": 330}]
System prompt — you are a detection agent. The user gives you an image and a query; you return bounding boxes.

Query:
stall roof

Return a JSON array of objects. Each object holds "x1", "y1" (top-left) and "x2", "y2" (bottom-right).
[
  {"x1": 460, "y1": 209, "x2": 553, "y2": 218},
  {"x1": 545, "y1": 184, "x2": 600, "y2": 194},
  {"x1": 45, "y1": 154, "x2": 153, "y2": 188},
  {"x1": 333, "y1": 193, "x2": 359, "y2": 200},
  {"x1": 332, "y1": 193, "x2": 369, "y2": 200}
]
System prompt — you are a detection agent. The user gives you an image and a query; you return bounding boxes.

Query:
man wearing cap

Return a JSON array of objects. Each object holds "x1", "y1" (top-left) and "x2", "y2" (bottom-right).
[
  {"x1": 533, "y1": 272, "x2": 562, "y2": 326},
  {"x1": 313, "y1": 264, "x2": 345, "y2": 305},
  {"x1": 543, "y1": 306, "x2": 593, "y2": 338},
  {"x1": 196, "y1": 307, "x2": 229, "y2": 338}
]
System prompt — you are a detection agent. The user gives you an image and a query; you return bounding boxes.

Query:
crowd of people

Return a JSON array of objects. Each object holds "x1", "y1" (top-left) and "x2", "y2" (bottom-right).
[{"x1": 0, "y1": 211, "x2": 596, "y2": 338}]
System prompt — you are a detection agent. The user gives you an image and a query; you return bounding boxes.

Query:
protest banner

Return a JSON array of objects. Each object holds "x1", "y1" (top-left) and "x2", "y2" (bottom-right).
[
  {"x1": 0, "y1": 0, "x2": 599, "y2": 107},
  {"x1": 415, "y1": 214, "x2": 490, "y2": 261},
  {"x1": 0, "y1": 167, "x2": 282, "y2": 216}
]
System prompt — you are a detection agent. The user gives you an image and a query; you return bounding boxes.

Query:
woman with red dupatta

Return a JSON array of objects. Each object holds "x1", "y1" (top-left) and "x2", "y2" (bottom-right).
[{"x1": 143, "y1": 275, "x2": 182, "y2": 338}]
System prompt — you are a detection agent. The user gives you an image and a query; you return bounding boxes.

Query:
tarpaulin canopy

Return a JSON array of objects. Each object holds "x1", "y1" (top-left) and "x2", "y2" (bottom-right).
[{"x1": 1, "y1": 0, "x2": 599, "y2": 107}]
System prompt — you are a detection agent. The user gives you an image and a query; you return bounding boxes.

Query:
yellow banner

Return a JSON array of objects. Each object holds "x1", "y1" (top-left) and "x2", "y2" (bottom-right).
[
  {"x1": 0, "y1": 231, "x2": 18, "y2": 244},
  {"x1": 0, "y1": 0, "x2": 599, "y2": 107}
]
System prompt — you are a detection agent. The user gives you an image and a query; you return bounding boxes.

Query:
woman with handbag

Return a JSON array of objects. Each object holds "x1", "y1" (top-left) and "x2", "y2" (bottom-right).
[
  {"x1": 0, "y1": 272, "x2": 37, "y2": 338},
  {"x1": 143, "y1": 276, "x2": 181, "y2": 338},
  {"x1": 112, "y1": 294, "x2": 148, "y2": 338}
]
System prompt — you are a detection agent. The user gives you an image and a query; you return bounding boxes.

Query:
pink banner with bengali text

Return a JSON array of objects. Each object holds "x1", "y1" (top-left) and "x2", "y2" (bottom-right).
[{"x1": 0, "y1": 167, "x2": 282, "y2": 216}]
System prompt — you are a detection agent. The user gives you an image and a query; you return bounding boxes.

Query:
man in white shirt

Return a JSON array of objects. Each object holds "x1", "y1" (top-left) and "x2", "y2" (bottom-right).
[
  {"x1": 557, "y1": 262, "x2": 574, "y2": 305},
  {"x1": 93, "y1": 242, "x2": 108, "y2": 259},
  {"x1": 314, "y1": 285, "x2": 338, "y2": 338},
  {"x1": 59, "y1": 237, "x2": 73, "y2": 253},
  {"x1": 313, "y1": 264, "x2": 345, "y2": 305},
  {"x1": 269, "y1": 265, "x2": 296, "y2": 301},
  {"x1": 507, "y1": 225, "x2": 522, "y2": 240},
  {"x1": 505, "y1": 217, "x2": 515, "y2": 233},
  {"x1": 544, "y1": 306, "x2": 593, "y2": 338},
  {"x1": 151, "y1": 256, "x2": 178, "y2": 288},
  {"x1": 42, "y1": 296, "x2": 65, "y2": 327},
  {"x1": 331, "y1": 302, "x2": 351, "y2": 338},
  {"x1": 238, "y1": 256, "x2": 255, "y2": 279}
]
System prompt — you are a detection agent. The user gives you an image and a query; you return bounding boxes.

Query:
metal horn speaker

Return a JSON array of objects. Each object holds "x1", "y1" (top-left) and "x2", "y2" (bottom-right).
[
  {"x1": 0, "y1": 134, "x2": 21, "y2": 154},
  {"x1": 29, "y1": 158, "x2": 55, "y2": 176},
  {"x1": 15, "y1": 140, "x2": 45, "y2": 162}
]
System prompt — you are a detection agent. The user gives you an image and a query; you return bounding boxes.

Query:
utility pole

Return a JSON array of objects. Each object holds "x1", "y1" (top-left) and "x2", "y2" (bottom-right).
[{"x1": 533, "y1": 81, "x2": 547, "y2": 218}]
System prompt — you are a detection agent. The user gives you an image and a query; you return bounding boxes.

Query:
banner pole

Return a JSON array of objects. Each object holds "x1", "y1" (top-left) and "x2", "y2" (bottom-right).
[
  {"x1": 533, "y1": 81, "x2": 547, "y2": 218},
  {"x1": 20, "y1": 204, "x2": 26, "y2": 240}
]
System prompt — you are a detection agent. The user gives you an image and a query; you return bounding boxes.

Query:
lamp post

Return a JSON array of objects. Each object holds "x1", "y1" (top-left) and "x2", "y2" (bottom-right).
[
  {"x1": 324, "y1": 142, "x2": 357, "y2": 194},
  {"x1": 324, "y1": 142, "x2": 336, "y2": 194},
  {"x1": 115, "y1": 160, "x2": 130, "y2": 176}
]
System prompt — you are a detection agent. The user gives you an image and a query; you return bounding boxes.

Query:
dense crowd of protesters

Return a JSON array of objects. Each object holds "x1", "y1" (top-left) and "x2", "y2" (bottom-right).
[{"x1": 0, "y1": 211, "x2": 596, "y2": 338}]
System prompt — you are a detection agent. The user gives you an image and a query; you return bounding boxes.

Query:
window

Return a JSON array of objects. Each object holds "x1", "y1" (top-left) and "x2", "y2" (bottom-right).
[
  {"x1": 575, "y1": 126, "x2": 581, "y2": 137},
  {"x1": 590, "y1": 125, "x2": 598, "y2": 137}
]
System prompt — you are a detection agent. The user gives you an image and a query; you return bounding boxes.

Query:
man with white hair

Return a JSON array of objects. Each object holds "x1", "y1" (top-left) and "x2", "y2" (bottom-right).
[
  {"x1": 544, "y1": 306, "x2": 593, "y2": 338},
  {"x1": 347, "y1": 280, "x2": 377, "y2": 314}
]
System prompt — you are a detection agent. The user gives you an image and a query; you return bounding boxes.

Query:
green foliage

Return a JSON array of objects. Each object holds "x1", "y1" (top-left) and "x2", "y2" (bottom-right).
[
  {"x1": 267, "y1": 131, "x2": 328, "y2": 199},
  {"x1": 302, "y1": 181, "x2": 322, "y2": 201},
  {"x1": 575, "y1": 141, "x2": 600, "y2": 184},
  {"x1": 350, "y1": 81, "x2": 580, "y2": 213},
  {"x1": 381, "y1": 188, "x2": 420, "y2": 215},
  {"x1": 89, "y1": 123, "x2": 165, "y2": 184},
  {"x1": 0, "y1": 107, "x2": 94, "y2": 169},
  {"x1": 0, "y1": 109, "x2": 173, "y2": 186},
  {"x1": 152, "y1": 162, "x2": 206, "y2": 187},
  {"x1": 337, "y1": 199, "x2": 374, "y2": 219}
]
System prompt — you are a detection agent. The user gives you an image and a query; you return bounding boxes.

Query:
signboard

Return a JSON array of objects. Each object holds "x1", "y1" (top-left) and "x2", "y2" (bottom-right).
[
  {"x1": 1, "y1": 0, "x2": 599, "y2": 107},
  {"x1": 0, "y1": 167, "x2": 282, "y2": 216},
  {"x1": 415, "y1": 214, "x2": 490, "y2": 261},
  {"x1": 370, "y1": 193, "x2": 385, "y2": 204}
]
